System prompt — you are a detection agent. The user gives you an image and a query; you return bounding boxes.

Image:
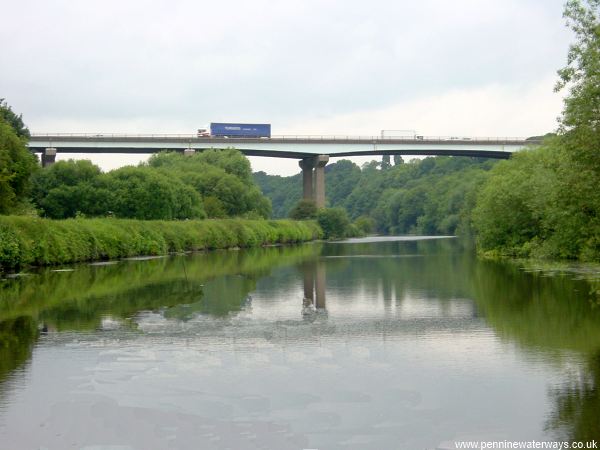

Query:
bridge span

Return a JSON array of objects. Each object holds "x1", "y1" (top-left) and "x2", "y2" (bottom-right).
[{"x1": 28, "y1": 134, "x2": 539, "y2": 208}]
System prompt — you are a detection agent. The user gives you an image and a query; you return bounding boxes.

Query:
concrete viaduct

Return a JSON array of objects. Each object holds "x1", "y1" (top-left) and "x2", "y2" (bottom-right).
[{"x1": 28, "y1": 134, "x2": 538, "y2": 208}]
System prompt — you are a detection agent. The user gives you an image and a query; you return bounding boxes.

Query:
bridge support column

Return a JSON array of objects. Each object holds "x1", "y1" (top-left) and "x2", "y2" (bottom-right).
[
  {"x1": 183, "y1": 148, "x2": 195, "y2": 157},
  {"x1": 42, "y1": 148, "x2": 57, "y2": 167},
  {"x1": 299, "y1": 158, "x2": 314, "y2": 200},
  {"x1": 313, "y1": 155, "x2": 329, "y2": 208}
]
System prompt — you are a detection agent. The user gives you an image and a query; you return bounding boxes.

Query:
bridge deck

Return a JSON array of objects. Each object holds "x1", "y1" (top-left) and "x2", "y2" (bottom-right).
[{"x1": 28, "y1": 134, "x2": 540, "y2": 159}]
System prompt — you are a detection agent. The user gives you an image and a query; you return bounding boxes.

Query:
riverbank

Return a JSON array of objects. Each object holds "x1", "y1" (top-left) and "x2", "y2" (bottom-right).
[{"x1": 0, "y1": 216, "x2": 322, "y2": 270}]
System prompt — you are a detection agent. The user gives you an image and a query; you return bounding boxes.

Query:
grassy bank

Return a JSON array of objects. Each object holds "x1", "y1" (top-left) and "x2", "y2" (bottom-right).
[{"x1": 0, "y1": 216, "x2": 322, "y2": 270}]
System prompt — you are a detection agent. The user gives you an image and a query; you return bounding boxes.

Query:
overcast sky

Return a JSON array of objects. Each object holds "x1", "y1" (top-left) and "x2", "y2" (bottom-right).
[{"x1": 2, "y1": 0, "x2": 571, "y2": 175}]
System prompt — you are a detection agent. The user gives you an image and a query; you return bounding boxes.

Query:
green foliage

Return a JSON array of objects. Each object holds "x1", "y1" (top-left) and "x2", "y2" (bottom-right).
[
  {"x1": 31, "y1": 160, "x2": 205, "y2": 220},
  {"x1": 31, "y1": 160, "x2": 106, "y2": 218},
  {"x1": 555, "y1": 0, "x2": 600, "y2": 135},
  {"x1": 354, "y1": 216, "x2": 375, "y2": 234},
  {"x1": 473, "y1": 136, "x2": 600, "y2": 260},
  {"x1": 0, "y1": 119, "x2": 39, "y2": 214},
  {"x1": 0, "y1": 99, "x2": 30, "y2": 139},
  {"x1": 289, "y1": 199, "x2": 317, "y2": 220},
  {"x1": 105, "y1": 166, "x2": 205, "y2": 220},
  {"x1": 149, "y1": 150, "x2": 271, "y2": 218},
  {"x1": 253, "y1": 171, "x2": 302, "y2": 218},
  {"x1": 31, "y1": 150, "x2": 272, "y2": 220},
  {"x1": 473, "y1": 145, "x2": 557, "y2": 257},
  {"x1": 0, "y1": 216, "x2": 322, "y2": 270},
  {"x1": 317, "y1": 207, "x2": 351, "y2": 239},
  {"x1": 324, "y1": 159, "x2": 362, "y2": 207},
  {"x1": 257, "y1": 157, "x2": 496, "y2": 235}
]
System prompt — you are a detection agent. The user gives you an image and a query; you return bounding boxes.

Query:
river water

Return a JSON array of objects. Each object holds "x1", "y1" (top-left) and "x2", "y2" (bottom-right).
[{"x1": 0, "y1": 237, "x2": 599, "y2": 449}]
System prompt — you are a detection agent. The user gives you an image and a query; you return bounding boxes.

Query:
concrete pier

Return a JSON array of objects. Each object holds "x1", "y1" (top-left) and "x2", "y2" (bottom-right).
[
  {"x1": 313, "y1": 155, "x2": 329, "y2": 208},
  {"x1": 299, "y1": 154, "x2": 329, "y2": 208},
  {"x1": 42, "y1": 148, "x2": 57, "y2": 167},
  {"x1": 299, "y1": 158, "x2": 314, "y2": 200}
]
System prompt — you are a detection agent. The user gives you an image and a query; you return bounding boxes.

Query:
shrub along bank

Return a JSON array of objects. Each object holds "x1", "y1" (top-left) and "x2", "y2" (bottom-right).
[{"x1": 0, "y1": 216, "x2": 322, "y2": 270}]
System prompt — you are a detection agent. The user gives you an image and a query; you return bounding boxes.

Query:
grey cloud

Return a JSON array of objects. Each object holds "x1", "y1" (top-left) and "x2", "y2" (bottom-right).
[{"x1": 2, "y1": 0, "x2": 569, "y2": 130}]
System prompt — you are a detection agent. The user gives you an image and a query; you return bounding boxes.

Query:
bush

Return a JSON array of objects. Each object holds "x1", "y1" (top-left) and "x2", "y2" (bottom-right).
[
  {"x1": 289, "y1": 199, "x2": 317, "y2": 220},
  {"x1": 0, "y1": 120, "x2": 38, "y2": 214},
  {"x1": 317, "y1": 207, "x2": 351, "y2": 239},
  {"x1": 354, "y1": 216, "x2": 375, "y2": 234}
]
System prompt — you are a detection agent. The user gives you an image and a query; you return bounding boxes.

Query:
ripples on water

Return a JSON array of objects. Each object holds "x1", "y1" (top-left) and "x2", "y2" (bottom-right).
[{"x1": 0, "y1": 237, "x2": 599, "y2": 449}]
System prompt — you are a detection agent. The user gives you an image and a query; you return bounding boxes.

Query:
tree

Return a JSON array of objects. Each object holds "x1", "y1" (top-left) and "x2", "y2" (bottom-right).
[
  {"x1": 149, "y1": 150, "x2": 272, "y2": 218},
  {"x1": 354, "y1": 216, "x2": 375, "y2": 234},
  {"x1": 0, "y1": 99, "x2": 30, "y2": 139},
  {"x1": 555, "y1": 0, "x2": 600, "y2": 135},
  {"x1": 317, "y1": 207, "x2": 351, "y2": 239},
  {"x1": 253, "y1": 171, "x2": 301, "y2": 218},
  {"x1": 0, "y1": 120, "x2": 38, "y2": 214},
  {"x1": 324, "y1": 160, "x2": 361, "y2": 207},
  {"x1": 31, "y1": 160, "x2": 206, "y2": 220},
  {"x1": 289, "y1": 199, "x2": 317, "y2": 220},
  {"x1": 105, "y1": 166, "x2": 205, "y2": 220},
  {"x1": 31, "y1": 160, "x2": 106, "y2": 218}
]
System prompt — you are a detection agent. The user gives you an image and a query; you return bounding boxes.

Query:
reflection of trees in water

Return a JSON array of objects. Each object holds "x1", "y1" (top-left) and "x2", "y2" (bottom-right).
[
  {"x1": 320, "y1": 241, "x2": 600, "y2": 440},
  {"x1": 0, "y1": 317, "x2": 38, "y2": 414},
  {"x1": 0, "y1": 244, "x2": 320, "y2": 331},
  {"x1": 471, "y1": 260, "x2": 600, "y2": 354},
  {"x1": 320, "y1": 239, "x2": 479, "y2": 310},
  {"x1": 0, "y1": 316, "x2": 37, "y2": 381},
  {"x1": 470, "y1": 261, "x2": 600, "y2": 440},
  {"x1": 546, "y1": 351, "x2": 600, "y2": 441},
  {"x1": 0, "y1": 244, "x2": 320, "y2": 391},
  {"x1": 164, "y1": 275, "x2": 257, "y2": 319},
  {"x1": 0, "y1": 316, "x2": 38, "y2": 385},
  {"x1": 40, "y1": 279, "x2": 207, "y2": 330}
]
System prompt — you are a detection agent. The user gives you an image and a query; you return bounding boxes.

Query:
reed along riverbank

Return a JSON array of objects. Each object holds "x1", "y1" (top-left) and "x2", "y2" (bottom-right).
[{"x1": 0, "y1": 216, "x2": 322, "y2": 270}]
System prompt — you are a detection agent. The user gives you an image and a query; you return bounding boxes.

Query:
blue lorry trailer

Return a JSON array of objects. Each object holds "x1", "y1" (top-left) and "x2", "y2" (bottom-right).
[{"x1": 209, "y1": 123, "x2": 271, "y2": 138}]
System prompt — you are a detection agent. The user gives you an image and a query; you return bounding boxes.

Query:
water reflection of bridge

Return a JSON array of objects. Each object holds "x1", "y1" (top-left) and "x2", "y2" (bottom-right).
[{"x1": 301, "y1": 260, "x2": 327, "y2": 314}]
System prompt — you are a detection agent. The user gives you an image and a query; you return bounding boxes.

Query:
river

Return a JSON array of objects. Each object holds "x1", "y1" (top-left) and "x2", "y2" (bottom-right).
[{"x1": 0, "y1": 237, "x2": 599, "y2": 449}]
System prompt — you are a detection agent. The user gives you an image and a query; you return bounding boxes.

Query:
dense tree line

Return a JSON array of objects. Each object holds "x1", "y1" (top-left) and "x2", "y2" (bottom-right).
[
  {"x1": 253, "y1": 171, "x2": 302, "y2": 219},
  {"x1": 27, "y1": 149, "x2": 272, "y2": 220},
  {"x1": 0, "y1": 101, "x2": 38, "y2": 215},
  {"x1": 255, "y1": 156, "x2": 498, "y2": 236}
]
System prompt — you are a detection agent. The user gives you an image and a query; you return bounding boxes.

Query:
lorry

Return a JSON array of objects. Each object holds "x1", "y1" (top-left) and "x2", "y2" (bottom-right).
[{"x1": 197, "y1": 123, "x2": 271, "y2": 138}]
